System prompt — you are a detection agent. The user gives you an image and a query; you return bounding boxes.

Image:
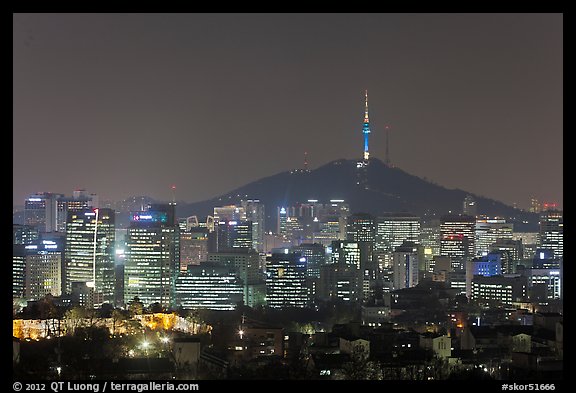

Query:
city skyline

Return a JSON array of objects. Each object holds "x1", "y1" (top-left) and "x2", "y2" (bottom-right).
[{"x1": 13, "y1": 13, "x2": 563, "y2": 210}]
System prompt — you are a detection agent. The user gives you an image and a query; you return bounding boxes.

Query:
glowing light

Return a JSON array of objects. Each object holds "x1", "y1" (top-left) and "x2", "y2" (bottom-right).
[{"x1": 28, "y1": 198, "x2": 42, "y2": 202}]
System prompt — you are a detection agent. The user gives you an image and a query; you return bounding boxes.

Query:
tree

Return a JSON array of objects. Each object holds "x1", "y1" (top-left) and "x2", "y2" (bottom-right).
[{"x1": 128, "y1": 297, "x2": 144, "y2": 316}]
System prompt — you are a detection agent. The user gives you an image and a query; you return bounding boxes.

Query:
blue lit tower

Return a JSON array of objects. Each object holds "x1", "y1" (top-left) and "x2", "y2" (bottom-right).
[{"x1": 362, "y1": 90, "x2": 371, "y2": 161}]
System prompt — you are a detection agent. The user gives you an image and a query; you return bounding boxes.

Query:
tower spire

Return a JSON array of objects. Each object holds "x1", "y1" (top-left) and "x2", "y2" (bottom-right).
[{"x1": 362, "y1": 90, "x2": 371, "y2": 161}]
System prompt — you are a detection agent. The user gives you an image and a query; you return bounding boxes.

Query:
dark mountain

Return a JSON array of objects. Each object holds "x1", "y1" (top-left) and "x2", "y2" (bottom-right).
[{"x1": 175, "y1": 158, "x2": 539, "y2": 232}]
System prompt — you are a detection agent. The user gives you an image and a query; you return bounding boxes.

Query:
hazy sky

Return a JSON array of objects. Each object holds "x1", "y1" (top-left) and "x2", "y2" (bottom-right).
[{"x1": 13, "y1": 13, "x2": 563, "y2": 210}]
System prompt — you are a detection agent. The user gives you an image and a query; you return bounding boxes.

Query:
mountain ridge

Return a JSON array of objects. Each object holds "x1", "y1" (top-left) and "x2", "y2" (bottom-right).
[{"x1": 175, "y1": 157, "x2": 539, "y2": 232}]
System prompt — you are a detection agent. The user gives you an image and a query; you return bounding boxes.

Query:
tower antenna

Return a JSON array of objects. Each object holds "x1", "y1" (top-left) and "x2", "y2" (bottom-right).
[{"x1": 362, "y1": 90, "x2": 371, "y2": 161}]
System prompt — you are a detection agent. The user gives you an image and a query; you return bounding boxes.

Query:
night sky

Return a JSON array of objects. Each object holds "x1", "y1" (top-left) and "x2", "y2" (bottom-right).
[{"x1": 13, "y1": 13, "x2": 563, "y2": 210}]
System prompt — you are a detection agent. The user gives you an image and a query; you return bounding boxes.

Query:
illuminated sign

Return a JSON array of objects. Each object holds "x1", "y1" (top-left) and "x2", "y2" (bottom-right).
[
  {"x1": 131, "y1": 211, "x2": 168, "y2": 223},
  {"x1": 25, "y1": 245, "x2": 38, "y2": 250},
  {"x1": 28, "y1": 198, "x2": 42, "y2": 202},
  {"x1": 330, "y1": 199, "x2": 345, "y2": 203}
]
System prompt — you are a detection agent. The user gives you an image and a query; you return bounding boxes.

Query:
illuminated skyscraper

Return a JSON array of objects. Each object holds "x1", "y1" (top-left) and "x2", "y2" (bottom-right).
[
  {"x1": 474, "y1": 217, "x2": 513, "y2": 257},
  {"x1": 319, "y1": 240, "x2": 362, "y2": 302},
  {"x1": 241, "y1": 199, "x2": 265, "y2": 252},
  {"x1": 440, "y1": 214, "x2": 475, "y2": 271},
  {"x1": 179, "y1": 228, "x2": 209, "y2": 271},
  {"x1": 64, "y1": 208, "x2": 115, "y2": 305},
  {"x1": 24, "y1": 240, "x2": 64, "y2": 300},
  {"x1": 375, "y1": 213, "x2": 420, "y2": 277},
  {"x1": 392, "y1": 241, "x2": 419, "y2": 290},
  {"x1": 539, "y1": 210, "x2": 563, "y2": 259},
  {"x1": 124, "y1": 207, "x2": 179, "y2": 309},
  {"x1": 215, "y1": 220, "x2": 253, "y2": 251},
  {"x1": 277, "y1": 206, "x2": 288, "y2": 236},
  {"x1": 266, "y1": 249, "x2": 308, "y2": 308},
  {"x1": 24, "y1": 192, "x2": 62, "y2": 233},
  {"x1": 56, "y1": 190, "x2": 98, "y2": 232}
]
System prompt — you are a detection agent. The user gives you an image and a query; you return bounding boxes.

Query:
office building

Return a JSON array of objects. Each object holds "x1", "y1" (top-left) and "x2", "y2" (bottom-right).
[
  {"x1": 24, "y1": 240, "x2": 64, "y2": 300},
  {"x1": 174, "y1": 263, "x2": 243, "y2": 310},
  {"x1": 124, "y1": 207, "x2": 179, "y2": 309},
  {"x1": 24, "y1": 192, "x2": 62, "y2": 233},
  {"x1": 539, "y1": 210, "x2": 563, "y2": 259},
  {"x1": 474, "y1": 217, "x2": 513, "y2": 257},
  {"x1": 392, "y1": 241, "x2": 419, "y2": 290},
  {"x1": 241, "y1": 199, "x2": 265, "y2": 252},
  {"x1": 64, "y1": 208, "x2": 115, "y2": 305},
  {"x1": 471, "y1": 275, "x2": 527, "y2": 305},
  {"x1": 215, "y1": 220, "x2": 253, "y2": 251},
  {"x1": 266, "y1": 249, "x2": 307, "y2": 308},
  {"x1": 440, "y1": 214, "x2": 475, "y2": 271}
]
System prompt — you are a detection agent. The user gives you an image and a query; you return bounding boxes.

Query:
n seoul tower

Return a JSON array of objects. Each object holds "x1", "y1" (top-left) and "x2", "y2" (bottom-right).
[{"x1": 362, "y1": 90, "x2": 371, "y2": 161}]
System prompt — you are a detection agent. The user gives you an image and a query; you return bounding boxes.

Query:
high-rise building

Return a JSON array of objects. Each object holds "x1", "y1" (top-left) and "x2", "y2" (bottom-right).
[
  {"x1": 124, "y1": 207, "x2": 179, "y2": 309},
  {"x1": 13, "y1": 244, "x2": 28, "y2": 300},
  {"x1": 420, "y1": 219, "x2": 441, "y2": 273},
  {"x1": 266, "y1": 249, "x2": 308, "y2": 308},
  {"x1": 241, "y1": 199, "x2": 265, "y2": 253},
  {"x1": 474, "y1": 217, "x2": 513, "y2": 257},
  {"x1": 277, "y1": 207, "x2": 288, "y2": 236},
  {"x1": 56, "y1": 190, "x2": 98, "y2": 232},
  {"x1": 346, "y1": 213, "x2": 376, "y2": 243},
  {"x1": 214, "y1": 205, "x2": 246, "y2": 222},
  {"x1": 24, "y1": 240, "x2": 64, "y2": 300},
  {"x1": 215, "y1": 220, "x2": 253, "y2": 251},
  {"x1": 13, "y1": 224, "x2": 40, "y2": 245},
  {"x1": 319, "y1": 240, "x2": 362, "y2": 302},
  {"x1": 24, "y1": 192, "x2": 62, "y2": 233},
  {"x1": 64, "y1": 208, "x2": 115, "y2": 305},
  {"x1": 207, "y1": 249, "x2": 262, "y2": 305},
  {"x1": 392, "y1": 241, "x2": 419, "y2": 290},
  {"x1": 346, "y1": 214, "x2": 377, "y2": 299},
  {"x1": 179, "y1": 228, "x2": 209, "y2": 271},
  {"x1": 513, "y1": 232, "x2": 539, "y2": 259},
  {"x1": 174, "y1": 263, "x2": 244, "y2": 310},
  {"x1": 539, "y1": 210, "x2": 563, "y2": 259},
  {"x1": 490, "y1": 239, "x2": 523, "y2": 273},
  {"x1": 440, "y1": 214, "x2": 475, "y2": 271},
  {"x1": 291, "y1": 243, "x2": 326, "y2": 279},
  {"x1": 376, "y1": 213, "x2": 420, "y2": 275}
]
